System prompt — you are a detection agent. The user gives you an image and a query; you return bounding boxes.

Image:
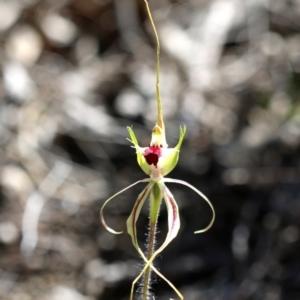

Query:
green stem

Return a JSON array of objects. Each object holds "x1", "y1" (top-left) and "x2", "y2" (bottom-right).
[
  {"x1": 144, "y1": 0, "x2": 164, "y2": 133},
  {"x1": 143, "y1": 183, "x2": 162, "y2": 300}
]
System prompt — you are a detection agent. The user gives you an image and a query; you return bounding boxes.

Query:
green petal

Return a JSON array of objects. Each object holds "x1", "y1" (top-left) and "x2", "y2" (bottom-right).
[
  {"x1": 162, "y1": 125, "x2": 186, "y2": 176},
  {"x1": 127, "y1": 126, "x2": 150, "y2": 175}
]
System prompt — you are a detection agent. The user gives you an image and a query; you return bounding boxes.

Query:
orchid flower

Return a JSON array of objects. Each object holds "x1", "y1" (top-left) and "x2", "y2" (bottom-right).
[
  {"x1": 100, "y1": 1, "x2": 215, "y2": 299},
  {"x1": 101, "y1": 125, "x2": 215, "y2": 299}
]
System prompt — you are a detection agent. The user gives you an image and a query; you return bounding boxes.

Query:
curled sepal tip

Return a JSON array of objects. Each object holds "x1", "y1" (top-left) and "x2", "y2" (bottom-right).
[{"x1": 100, "y1": 178, "x2": 151, "y2": 235}]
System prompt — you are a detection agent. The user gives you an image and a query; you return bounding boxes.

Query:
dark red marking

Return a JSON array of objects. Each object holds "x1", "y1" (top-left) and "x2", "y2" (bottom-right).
[
  {"x1": 166, "y1": 189, "x2": 177, "y2": 232},
  {"x1": 144, "y1": 146, "x2": 162, "y2": 167}
]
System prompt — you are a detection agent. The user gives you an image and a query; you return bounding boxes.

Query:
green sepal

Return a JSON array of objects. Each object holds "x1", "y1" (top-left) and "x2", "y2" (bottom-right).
[
  {"x1": 127, "y1": 126, "x2": 150, "y2": 175},
  {"x1": 175, "y1": 125, "x2": 186, "y2": 151},
  {"x1": 162, "y1": 125, "x2": 186, "y2": 176}
]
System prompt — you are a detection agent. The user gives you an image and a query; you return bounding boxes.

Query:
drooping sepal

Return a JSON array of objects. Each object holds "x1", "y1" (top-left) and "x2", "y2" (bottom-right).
[
  {"x1": 126, "y1": 182, "x2": 154, "y2": 250},
  {"x1": 132, "y1": 182, "x2": 180, "y2": 286},
  {"x1": 162, "y1": 182, "x2": 181, "y2": 244},
  {"x1": 163, "y1": 177, "x2": 215, "y2": 234},
  {"x1": 100, "y1": 179, "x2": 150, "y2": 234},
  {"x1": 128, "y1": 181, "x2": 183, "y2": 300}
]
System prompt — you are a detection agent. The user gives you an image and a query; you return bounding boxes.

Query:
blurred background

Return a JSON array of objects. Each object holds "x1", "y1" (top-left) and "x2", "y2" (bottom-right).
[{"x1": 0, "y1": 0, "x2": 300, "y2": 299}]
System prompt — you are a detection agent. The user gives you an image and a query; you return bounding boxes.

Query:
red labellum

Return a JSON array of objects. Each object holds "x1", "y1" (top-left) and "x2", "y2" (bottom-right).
[{"x1": 144, "y1": 146, "x2": 162, "y2": 167}]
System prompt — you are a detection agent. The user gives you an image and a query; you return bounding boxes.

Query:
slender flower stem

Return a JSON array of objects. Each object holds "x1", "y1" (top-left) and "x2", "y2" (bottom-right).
[
  {"x1": 143, "y1": 0, "x2": 164, "y2": 132},
  {"x1": 142, "y1": 214, "x2": 157, "y2": 299},
  {"x1": 143, "y1": 183, "x2": 162, "y2": 300}
]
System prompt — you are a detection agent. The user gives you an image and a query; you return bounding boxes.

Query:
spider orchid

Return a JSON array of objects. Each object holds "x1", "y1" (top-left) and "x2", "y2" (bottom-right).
[
  {"x1": 100, "y1": 1, "x2": 215, "y2": 299},
  {"x1": 100, "y1": 124, "x2": 215, "y2": 299}
]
